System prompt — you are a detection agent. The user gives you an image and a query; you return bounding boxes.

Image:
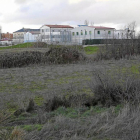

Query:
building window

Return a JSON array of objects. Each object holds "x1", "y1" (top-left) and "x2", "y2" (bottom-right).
[
  {"x1": 42, "y1": 29, "x2": 44, "y2": 32},
  {"x1": 76, "y1": 32, "x2": 79, "y2": 35},
  {"x1": 85, "y1": 30, "x2": 87, "y2": 35},
  {"x1": 81, "y1": 30, "x2": 83, "y2": 35},
  {"x1": 108, "y1": 31, "x2": 111, "y2": 34},
  {"x1": 72, "y1": 32, "x2": 75, "y2": 36},
  {"x1": 89, "y1": 31, "x2": 92, "y2": 35},
  {"x1": 97, "y1": 31, "x2": 100, "y2": 34}
]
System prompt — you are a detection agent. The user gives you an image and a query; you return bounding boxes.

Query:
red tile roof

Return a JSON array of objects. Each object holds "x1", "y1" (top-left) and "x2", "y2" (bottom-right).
[
  {"x1": 89, "y1": 26, "x2": 115, "y2": 29},
  {"x1": 45, "y1": 25, "x2": 74, "y2": 28}
]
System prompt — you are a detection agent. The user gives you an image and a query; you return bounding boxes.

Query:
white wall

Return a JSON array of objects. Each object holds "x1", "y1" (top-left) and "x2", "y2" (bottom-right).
[
  {"x1": 71, "y1": 26, "x2": 95, "y2": 44},
  {"x1": 71, "y1": 26, "x2": 115, "y2": 44},
  {"x1": 0, "y1": 40, "x2": 12, "y2": 45},
  {"x1": 40, "y1": 25, "x2": 73, "y2": 43},
  {"x1": 114, "y1": 30, "x2": 126, "y2": 39},
  {"x1": 94, "y1": 29, "x2": 115, "y2": 39},
  {"x1": 13, "y1": 32, "x2": 24, "y2": 43},
  {"x1": 24, "y1": 32, "x2": 40, "y2": 42}
]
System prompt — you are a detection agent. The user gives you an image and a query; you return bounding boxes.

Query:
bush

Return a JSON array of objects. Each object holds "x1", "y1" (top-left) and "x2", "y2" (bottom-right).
[
  {"x1": 44, "y1": 93, "x2": 95, "y2": 112},
  {"x1": 0, "y1": 51, "x2": 43, "y2": 68},
  {"x1": 89, "y1": 70, "x2": 140, "y2": 107},
  {"x1": 83, "y1": 39, "x2": 104, "y2": 45},
  {"x1": 0, "y1": 47, "x2": 86, "y2": 68},
  {"x1": 44, "y1": 96, "x2": 69, "y2": 111},
  {"x1": 45, "y1": 47, "x2": 86, "y2": 64},
  {"x1": 94, "y1": 39, "x2": 140, "y2": 60},
  {"x1": 32, "y1": 42, "x2": 48, "y2": 48}
]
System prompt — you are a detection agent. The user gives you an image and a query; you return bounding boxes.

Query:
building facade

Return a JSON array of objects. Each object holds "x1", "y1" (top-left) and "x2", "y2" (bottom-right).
[
  {"x1": 1, "y1": 32, "x2": 13, "y2": 40},
  {"x1": 71, "y1": 25, "x2": 115, "y2": 44},
  {"x1": 13, "y1": 28, "x2": 40, "y2": 43},
  {"x1": 24, "y1": 32, "x2": 40, "y2": 43},
  {"x1": 40, "y1": 25, "x2": 73, "y2": 43},
  {"x1": 114, "y1": 28, "x2": 135, "y2": 39}
]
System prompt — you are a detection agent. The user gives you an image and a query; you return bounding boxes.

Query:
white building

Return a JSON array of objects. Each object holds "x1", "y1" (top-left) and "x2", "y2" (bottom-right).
[
  {"x1": 71, "y1": 25, "x2": 115, "y2": 44},
  {"x1": 114, "y1": 28, "x2": 135, "y2": 39},
  {"x1": 24, "y1": 32, "x2": 40, "y2": 43},
  {"x1": 0, "y1": 39, "x2": 12, "y2": 46},
  {"x1": 13, "y1": 28, "x2": 40, "y2": 43},
  {"x1": 40, "y1": 25, "x2": 73, "y2": 43}
]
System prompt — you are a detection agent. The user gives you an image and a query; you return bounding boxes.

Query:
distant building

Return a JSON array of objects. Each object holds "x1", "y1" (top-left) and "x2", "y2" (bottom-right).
[
  {"x1": 24, "y1": 31, "x2": 40, "y2": 43},
  {"x1": 71, "y1": 25, "x2": 115, "y2": 44},
  {"x1": 13, "y1": 28, "x2": 40, "y2": 43},
  {"x1": 0, "y1": 39, "x2": 12, "y2": 46},
  {"x1": 1, "y1": 32, "x2": 13, "y2": 40},
  {"x1": 40, "y1": 25, "x2": 73, "y2": 43}
]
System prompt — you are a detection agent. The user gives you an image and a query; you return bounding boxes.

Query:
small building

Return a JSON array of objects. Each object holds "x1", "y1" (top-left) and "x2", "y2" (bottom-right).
[
  {"x1": 13, "y1": 28, "x2": 40, "y2": 44},
  {"x1": 0, "y1": 39, "x2": 12, "y2": 46},
  {"x1": 40, "y1": 25, "x2": 73, "y2": 44},
  {"x1": 71, "y1": 25, "x2": 115, "y2": 44}
]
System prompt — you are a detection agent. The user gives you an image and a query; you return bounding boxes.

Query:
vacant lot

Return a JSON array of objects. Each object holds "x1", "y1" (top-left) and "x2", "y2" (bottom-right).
[{"x1": 1, "y1": 43, "x2": 140, "y2": 140}]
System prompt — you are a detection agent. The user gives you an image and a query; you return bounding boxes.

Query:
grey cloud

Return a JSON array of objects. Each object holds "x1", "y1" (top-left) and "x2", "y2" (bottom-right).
[{"x1": 4, "y1": 0, "x2": 140, "y2": 30}]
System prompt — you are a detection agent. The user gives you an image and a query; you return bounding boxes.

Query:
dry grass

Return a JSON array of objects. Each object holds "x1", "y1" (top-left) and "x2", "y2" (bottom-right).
[
  {"x1": 1, "y1": 43, "x2": 140, "y2": 139},
  {"x1": 0, "y1": 47, "x2": 86, "y2": 68}
]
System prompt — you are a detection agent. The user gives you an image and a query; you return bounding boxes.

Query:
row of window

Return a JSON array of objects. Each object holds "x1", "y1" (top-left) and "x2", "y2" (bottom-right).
[
  {"x1": 72, "y1": 31, "x2": 91, "y2": 36},
  {"x1": 72, "y1": 31, "x2": 111, "y2": 36}
]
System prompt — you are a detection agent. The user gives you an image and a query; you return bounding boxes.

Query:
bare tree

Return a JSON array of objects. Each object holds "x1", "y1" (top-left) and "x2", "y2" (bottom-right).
[
  {"x1": 84, "y1": 20, "x2": 89, "y2": 26},
  {"x1": 125, "y1": 21, "x2": 136, "y2": 39}
]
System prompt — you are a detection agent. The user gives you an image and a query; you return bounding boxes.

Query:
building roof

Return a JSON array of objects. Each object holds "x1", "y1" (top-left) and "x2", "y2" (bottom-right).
[
  {"x1": 13, "y1": 28, "x2": 40, "y2": 33},
  {"x1": 45, "y1": 25, "x2": 74, "y2": 28},
  {"x1": 89, "y1": 26, "x2": 115, "y2": 29},
  {"x1": 28, "y1": 31, "x2": 40, "y2": 34}
]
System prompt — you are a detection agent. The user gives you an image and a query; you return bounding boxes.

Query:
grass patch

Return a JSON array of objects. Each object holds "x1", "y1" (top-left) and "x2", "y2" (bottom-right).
[
  {"x1": 121, "y1": 64, "x2": 140, "y2": 75},
  {"x1": 50, "y1": 106, "x2": 110, "y2": 118},
  {"x1": 84, "y1": 46, "x2": 99, "y2": 54},
  {"x1": 0, "y1": 42, "x2": 33, "y2": 50},
  {"x1": 6, "y1": 102, "x2": 19, "y2": 113},
  {"x1": 22, "y1": 124, "x2": 43, "y2": 132},
  {"x1": 34, "y1": 96, "x2": 44, "y2": 106}
]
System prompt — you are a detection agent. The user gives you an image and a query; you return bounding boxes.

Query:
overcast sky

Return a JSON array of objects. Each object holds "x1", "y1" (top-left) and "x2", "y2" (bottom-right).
[{"x1": 0, "y1": 0, "x2": 140, "y2": 33}]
